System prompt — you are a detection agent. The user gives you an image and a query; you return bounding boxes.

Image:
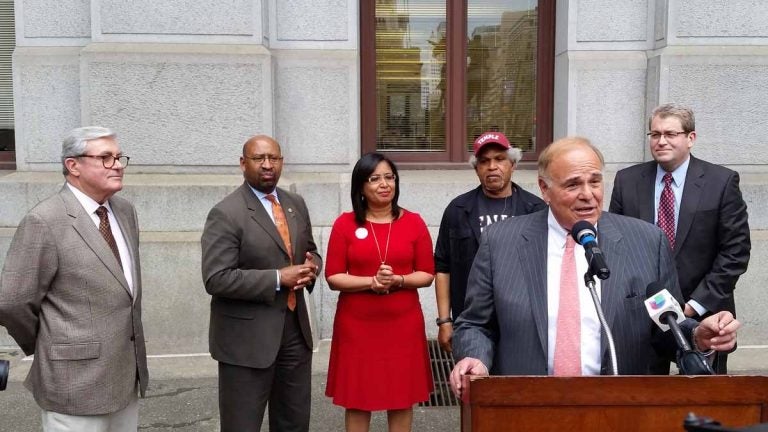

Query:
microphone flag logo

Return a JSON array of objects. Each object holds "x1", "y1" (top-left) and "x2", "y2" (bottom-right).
[{"x1": 649, "y1": 293, "x2": 666, "y2": 310}]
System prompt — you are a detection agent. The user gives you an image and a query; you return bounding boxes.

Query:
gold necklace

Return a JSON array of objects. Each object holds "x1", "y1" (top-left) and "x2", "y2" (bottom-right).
[{"x1": 369, "y1": 219, "x2": 393, "y2": 264}]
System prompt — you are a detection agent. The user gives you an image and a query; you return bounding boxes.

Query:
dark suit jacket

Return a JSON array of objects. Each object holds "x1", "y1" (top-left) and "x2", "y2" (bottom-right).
[
  {"x1": 434, "y1": 183, "x2": 547, "y2": 318},
  {"x1": 453, "y1": 210, "x2": 695, "y2": 375},
  {"x1": 0, "y1": 185, "x2": 148, "y2": 415},
  {"x1": 201, "y1": 183, "x2": 322, "y2": 368},
  {"x1": 609, "y1": 156, "x2": 750, "y2": 315}
]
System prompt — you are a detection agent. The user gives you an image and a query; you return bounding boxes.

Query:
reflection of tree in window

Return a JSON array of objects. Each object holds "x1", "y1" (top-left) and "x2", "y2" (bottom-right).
[{"x1": 466, "y1": 6, "x2": 537, "y2": 152}]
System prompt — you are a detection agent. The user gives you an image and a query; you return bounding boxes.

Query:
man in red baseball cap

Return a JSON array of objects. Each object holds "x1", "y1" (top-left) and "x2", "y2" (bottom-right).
[{"x1": 433, "y1": 130, "x2": 547, "y2": 352}]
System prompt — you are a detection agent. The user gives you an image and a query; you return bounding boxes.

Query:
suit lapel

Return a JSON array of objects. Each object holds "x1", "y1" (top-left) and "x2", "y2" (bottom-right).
[
  {"x1": 521, "y1": 212, "x2": 549, "y2": 356},
  {"x1": 61, "y1": 187, "x2": 131, "y2": 294},
  {"x1": 637, "y1": 162, "x2": 657, "y2": 223},
  {"x1": 675, "y1": 156, "x2": 704, "y2": 257},
  {"x1": 594, "y1": 215, "x2": 622, "y2": 335},
  {"x1": 241, "y1": 184, "x2": 292, "y2": 261}
]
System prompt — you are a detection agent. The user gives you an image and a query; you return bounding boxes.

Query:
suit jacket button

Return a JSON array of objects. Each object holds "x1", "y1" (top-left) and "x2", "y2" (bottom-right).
[{"x1": 130, "y1": 335, "x2": 135, "y2": 341}]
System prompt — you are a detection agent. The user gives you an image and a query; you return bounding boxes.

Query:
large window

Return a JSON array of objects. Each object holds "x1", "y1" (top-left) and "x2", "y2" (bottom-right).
[{"x1": 361, "y1": 0, "x2": 554, "y2": 164}]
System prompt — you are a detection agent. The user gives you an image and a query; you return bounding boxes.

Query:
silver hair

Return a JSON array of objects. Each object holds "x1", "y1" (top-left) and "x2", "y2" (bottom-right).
[
  {"x1": 469, "y1": 147, "x2": 523, "y2": 168},
  {"x1": 61, "y1": 126, "x2": 117, "y2": 175}
]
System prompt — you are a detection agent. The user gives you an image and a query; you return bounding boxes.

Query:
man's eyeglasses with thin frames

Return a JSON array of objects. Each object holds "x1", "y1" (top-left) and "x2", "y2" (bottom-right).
[{"x1": 77, "y1": 154, "x2": 130, "y2": 168}]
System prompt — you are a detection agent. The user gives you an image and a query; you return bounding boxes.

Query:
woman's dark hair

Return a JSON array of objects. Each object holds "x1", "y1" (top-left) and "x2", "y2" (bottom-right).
[{"x1": 351, "y1": 152, "x2": 401, "y2": 226}]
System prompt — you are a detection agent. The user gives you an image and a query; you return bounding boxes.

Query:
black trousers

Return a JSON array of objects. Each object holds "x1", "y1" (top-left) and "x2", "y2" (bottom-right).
[{"x1": 218, "y1": 311, "x2": 312, "y2": 432}]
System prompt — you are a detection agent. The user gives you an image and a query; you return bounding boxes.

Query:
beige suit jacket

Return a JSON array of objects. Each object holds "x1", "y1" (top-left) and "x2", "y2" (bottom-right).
[{"x1": 0, "y1": 185, "x2": 149, "y2": 415}]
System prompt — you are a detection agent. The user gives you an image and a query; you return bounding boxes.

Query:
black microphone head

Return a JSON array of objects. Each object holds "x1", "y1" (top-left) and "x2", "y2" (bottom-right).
[
  {"x1": 646, "y1": 281, "x2": 665, "y2": 298},
  {"x1": 571, "y1": 220, "x2": 596, "y2": 245}
]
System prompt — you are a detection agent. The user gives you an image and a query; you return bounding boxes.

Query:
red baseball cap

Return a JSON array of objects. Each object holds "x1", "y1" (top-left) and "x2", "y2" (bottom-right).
[{"x1": 473, "y1": 131, "x2": 511, "y2": 156}]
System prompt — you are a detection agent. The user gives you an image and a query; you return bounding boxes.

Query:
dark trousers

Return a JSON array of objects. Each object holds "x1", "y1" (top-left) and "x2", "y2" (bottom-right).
[{"x1": 218, "y1": 311, "x2": 312, "y2": 432}]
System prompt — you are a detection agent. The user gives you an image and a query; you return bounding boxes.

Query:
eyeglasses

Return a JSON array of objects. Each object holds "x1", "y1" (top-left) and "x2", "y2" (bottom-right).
[
  {"x1": 646, "y1": 131, "x2": 690, "y2": 141},
  {"x1": 78, "y1": 154, "x2": 130, "y2": 168},
  {"x1": 245, "y1": 155, "x2": 284, "y2": 164},
  {"x1": 367, "y1": 173, "x2": 396, "y2": 184}
]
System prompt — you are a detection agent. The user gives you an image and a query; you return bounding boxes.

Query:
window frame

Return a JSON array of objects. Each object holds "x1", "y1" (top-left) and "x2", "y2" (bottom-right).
[{"x1": 360, "y1": 0, "x2": 555, "y2": 166}]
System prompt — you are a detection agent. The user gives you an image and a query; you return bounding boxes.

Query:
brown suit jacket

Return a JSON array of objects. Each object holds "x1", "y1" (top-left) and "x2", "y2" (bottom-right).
[
  {"x1": 201, "y1": 183, "x2": 322, "y2": 368},
  {"x1": 0, "y1": 185, "x2": 149, "y2": 415}
]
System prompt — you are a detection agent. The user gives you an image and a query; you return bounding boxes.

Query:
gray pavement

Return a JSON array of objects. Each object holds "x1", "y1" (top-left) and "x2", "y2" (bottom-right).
[
  {"x1": 2, "y1": 341, "x2": 767, "y2": 432},
  {"x1": 0, "y1": 341, "x2": 460, "y2": 432}
]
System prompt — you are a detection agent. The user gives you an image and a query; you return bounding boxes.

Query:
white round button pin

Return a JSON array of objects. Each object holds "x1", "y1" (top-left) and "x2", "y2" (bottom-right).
[{"x1": 355, "y1": 227, "x2": 368, "y2": 240}]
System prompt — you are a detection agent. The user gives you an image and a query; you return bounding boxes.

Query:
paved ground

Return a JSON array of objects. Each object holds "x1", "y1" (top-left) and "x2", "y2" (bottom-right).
[
  {"x1": 0, "y1": 343, "x2": 460, "y2": 432},
  {"x1": 2, "y1": 341, "x2": 767, "y2": 431}
]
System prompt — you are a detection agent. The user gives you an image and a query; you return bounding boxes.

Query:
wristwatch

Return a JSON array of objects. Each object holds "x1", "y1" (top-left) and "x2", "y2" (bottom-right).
[{"x1": 436, "y1": 317, "x2": 453, "y2": 326}]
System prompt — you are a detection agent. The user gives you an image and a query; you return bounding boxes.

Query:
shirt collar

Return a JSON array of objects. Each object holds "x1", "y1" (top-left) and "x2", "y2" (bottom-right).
[
  {"x1": 656, "y1": 156, "x2": 690, "y2": 187},
  {"x1": 66, "y1": 182, "x2": 114, "y2": 215},
  {"x1": 247, "y1": 183, "x2": 277, "y2": 203}
]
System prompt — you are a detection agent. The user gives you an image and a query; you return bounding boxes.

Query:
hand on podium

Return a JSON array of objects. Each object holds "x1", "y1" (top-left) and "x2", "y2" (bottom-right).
[{"x1": 450, "y1": 357, "x2": 489, "y2": 398}]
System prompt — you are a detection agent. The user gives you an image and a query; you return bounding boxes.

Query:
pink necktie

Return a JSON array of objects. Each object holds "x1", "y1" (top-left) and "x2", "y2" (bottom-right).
[
  {"x1": 657, "y1": 172, "x2": 676, "y2": 249},
  {"x1": 554, "y1": 235, "x2": 581, "y2": 376}
]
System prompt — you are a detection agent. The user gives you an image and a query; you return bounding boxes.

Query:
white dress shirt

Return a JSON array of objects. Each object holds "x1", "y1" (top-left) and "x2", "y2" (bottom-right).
[{"x1": 66, "y1": 182, "x2": 134, "y2": 294}]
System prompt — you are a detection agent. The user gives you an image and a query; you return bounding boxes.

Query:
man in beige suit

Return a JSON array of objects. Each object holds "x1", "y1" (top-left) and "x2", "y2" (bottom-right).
[{"x1": 0, "y1": 127, "x2": 148, "y2": 431}]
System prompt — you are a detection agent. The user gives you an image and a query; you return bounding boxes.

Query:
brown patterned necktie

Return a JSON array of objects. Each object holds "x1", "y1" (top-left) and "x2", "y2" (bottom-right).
[
  {"x1": 95, "y1": 206, "x2": 123, "y2": 269},
  {"x1": 657, "y1": 172, "x2": 676, "y2": 249},
  {"x1": 265, "y1": 194, "x2": 296, "y2": 311}
]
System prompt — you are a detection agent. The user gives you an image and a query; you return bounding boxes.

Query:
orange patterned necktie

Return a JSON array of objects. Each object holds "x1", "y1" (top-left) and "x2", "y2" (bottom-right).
[
  {"x1": 266, "y1": 194, "x2": 296, "y2": 311},
  {"x1": 95, "y1": 206, "x2": 123, "y2": 269},
  {"x1": 553, "y1": 235, "x2": 581, "y2": 376}
]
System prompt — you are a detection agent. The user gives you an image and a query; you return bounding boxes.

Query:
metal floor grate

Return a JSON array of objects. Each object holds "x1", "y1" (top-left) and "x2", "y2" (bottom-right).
[{"x1": 420, "y1": 339, "x2": 460, "y2": 407}]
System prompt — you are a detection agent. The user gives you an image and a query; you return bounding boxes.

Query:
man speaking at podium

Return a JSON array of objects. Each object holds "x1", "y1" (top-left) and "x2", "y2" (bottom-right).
[{"x1": 449, "y1": 137, "x2": 739, "y2": 397}]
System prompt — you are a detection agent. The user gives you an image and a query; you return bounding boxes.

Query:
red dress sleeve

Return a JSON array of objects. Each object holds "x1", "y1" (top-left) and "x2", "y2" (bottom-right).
[{"x1": 325, "y1": 212, "x2": 351, "y2": 278}]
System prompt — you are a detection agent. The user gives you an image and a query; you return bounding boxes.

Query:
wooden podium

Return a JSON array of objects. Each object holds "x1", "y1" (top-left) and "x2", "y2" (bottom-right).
[{"x1": 461, "y1": 375, "x2": 768, "y2": 431}]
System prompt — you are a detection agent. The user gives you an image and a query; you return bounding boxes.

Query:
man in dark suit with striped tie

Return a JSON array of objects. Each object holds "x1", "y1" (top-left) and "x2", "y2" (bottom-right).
[
  {"x1": 610, "y1": 104, "x2": 750, "y2": 373},
  {"x1": 449, "y1": 136, "x2": 740, "y2": 397}
]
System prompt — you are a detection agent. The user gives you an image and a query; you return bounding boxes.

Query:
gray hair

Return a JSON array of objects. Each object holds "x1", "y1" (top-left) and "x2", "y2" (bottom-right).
[
  {"x1": 469, "y1": 147, "x2": 523, "y2": 168},
  {"x1": 649, "y1": 103, "x2": 695, "y2": 133},
  {"x1": 61, "y1": 126, "x2": 117, "y2": 175}
]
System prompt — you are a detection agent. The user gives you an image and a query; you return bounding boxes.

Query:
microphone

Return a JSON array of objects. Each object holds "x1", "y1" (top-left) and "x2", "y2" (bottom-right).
[
  {"x1": 644, "y1": 282, "x2": 713, "y2": 375},
  {"x1": 570, "y1": 221, "x2": 610, "y2": 280}
]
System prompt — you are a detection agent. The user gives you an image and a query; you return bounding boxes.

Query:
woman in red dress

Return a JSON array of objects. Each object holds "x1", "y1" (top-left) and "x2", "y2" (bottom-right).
[{"x1": 325, "y1": 152, "x2": 435, "y2": 432}]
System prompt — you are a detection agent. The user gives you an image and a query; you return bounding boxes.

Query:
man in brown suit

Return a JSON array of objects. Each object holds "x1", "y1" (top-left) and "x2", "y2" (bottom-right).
[
  {"x1": 201, "y1": 135, "x2": 322, "y2": 431},
  {"x1": 0, "y1": 126, "x2": 148, "y2": 431}
]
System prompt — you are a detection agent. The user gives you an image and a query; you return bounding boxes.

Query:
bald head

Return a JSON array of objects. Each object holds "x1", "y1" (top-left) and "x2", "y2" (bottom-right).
[
  {"x1": 243, "y1": 134, "x2": 280, "y2": 156},
  {"x1": 240, "y1": 134, "x2": 284, "y2": 193},
  {"x1": 538, "y1": 136, "x2": 604, "y2": 182},
  {"x1": 537, "y1": 136, "x2": 605, "y2": 230}
]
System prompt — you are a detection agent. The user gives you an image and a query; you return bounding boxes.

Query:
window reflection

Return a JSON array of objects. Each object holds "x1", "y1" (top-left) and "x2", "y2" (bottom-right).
[
  {"x1": 467, "y1": 0, "x2": 538, "y2": 152},
  {"x1": 375, "y1": 0, "x2": 446, "y2": 152}
]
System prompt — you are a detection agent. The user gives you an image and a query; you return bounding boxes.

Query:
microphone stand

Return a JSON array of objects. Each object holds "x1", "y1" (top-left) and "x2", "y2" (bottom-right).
[{"x1": 584, "y1": 272, "x2": 618, "y2": 375}]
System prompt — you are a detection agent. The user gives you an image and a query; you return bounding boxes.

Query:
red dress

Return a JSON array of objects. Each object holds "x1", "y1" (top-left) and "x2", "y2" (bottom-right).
[{"x1": 325, "y1": 210, "x2": 435, "y2": 410}]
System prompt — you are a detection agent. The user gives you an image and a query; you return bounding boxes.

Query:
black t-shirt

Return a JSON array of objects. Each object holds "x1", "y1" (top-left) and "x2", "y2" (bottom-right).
[{"x1": 476, "y1": 191, "x2": 519, "y2": 233}]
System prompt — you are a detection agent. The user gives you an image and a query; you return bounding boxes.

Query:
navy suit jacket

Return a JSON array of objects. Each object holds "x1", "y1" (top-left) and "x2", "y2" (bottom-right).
[
  {"x1": 609, "y1": 156, "x2": 750, "y2": 315},
  {"x1": 453, "y1": 210, "x2": 694, "y2": 375}
]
